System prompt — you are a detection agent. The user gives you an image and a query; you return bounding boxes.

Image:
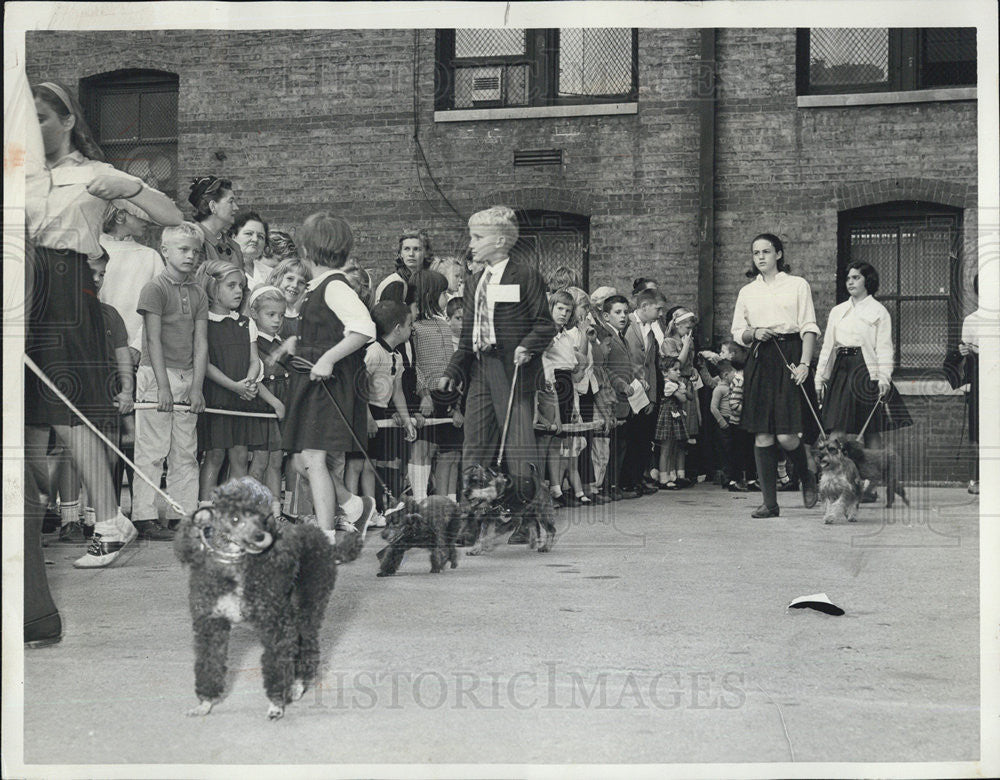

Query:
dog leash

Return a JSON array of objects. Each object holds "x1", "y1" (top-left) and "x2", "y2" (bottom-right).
[
  {"x1": 855, "y1": 396, "x2": 884, "y2": 441},
  {"x1": 769, "y1": 338, "x2": 826, "y2": 440},
  {"x1": 24, "y1": 354, "x2": 187, "y2": 516},
  {"x1": 288, "y1": 355, "x2": 405, "y2": 518},
  {"x1": 495, "y1": 363, "x2": 520, "y2": 469}
]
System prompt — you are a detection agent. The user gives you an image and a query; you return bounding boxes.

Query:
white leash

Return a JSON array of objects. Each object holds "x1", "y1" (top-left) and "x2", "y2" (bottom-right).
[
  {"x1": 495, "y1": 363, "x2": 520, "y2": 469},
  {"x1": 24, "y1": 355, "x2": 186, "y2": 516}
]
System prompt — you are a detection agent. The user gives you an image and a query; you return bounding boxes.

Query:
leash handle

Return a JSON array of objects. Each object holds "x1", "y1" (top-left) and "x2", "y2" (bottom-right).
[
  {"x1": 24, "y1": 354, "x2": 186, "y2": 516},
  {"x1": 495, "y1": 363, "x2": 520, "y2": 469}
]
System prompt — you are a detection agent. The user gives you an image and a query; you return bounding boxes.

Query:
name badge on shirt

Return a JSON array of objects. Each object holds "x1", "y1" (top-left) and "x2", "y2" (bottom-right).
[{"x1": 487, "y1": 284, "x2": 520, "y2": 304}]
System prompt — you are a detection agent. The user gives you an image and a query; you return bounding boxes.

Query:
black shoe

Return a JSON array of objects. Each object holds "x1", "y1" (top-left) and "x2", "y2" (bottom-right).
[
  {"x1": 58, "y1": 521, "x2": 88, "y2": 544},
  {"x1": 133, "y1": 519, "x2": 175, "y2": 541},
  {"x1": 778, "y1": 480, "x2": 799, "y2": 492},
  {"x1": 639, "y1": 484, "x2": 658, "y2": 496},
  {"x1": 801, "y1": 471, "x2": 818, "y2": 509},
  {"x1": 610, "y1": 488, "x2": 625, "y2": 501},
  {"x1": 727, "y1": 481, "x2": 749, "y2": 492},
  {"x1": 746, "y1": 480, "x2": 761, "y2": 492},
  {"x1": 589, "y1": 492, "x2": 609, "y2": 505},
  {"x1": 751, "y1": 504, "x2": 780, "y2": 518},
  {"x1": 860, "y1": 488, "x2": 879, "y2": 504},
  {"x1": 620, "y1": 488, "x2": 642, "y2": 500},
  {"x1": 642, "y1": 478, "x2": 660, "y2": 492},
  {"x1": 551, "y1": 494, "x2": 567, "y2": 509},
  {"x1": 42, "y1": 508, "x2": 62, "y2": 534},
  {"x1": 25, "y1": 612, "x2": 62, "y2": 649},
  {"x1": 675, "y1": 477, "x2": 692, "y2": 489}
]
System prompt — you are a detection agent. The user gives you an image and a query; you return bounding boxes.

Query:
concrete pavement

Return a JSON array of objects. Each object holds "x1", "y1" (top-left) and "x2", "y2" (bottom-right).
[{"x1": 20, "y1": 484, "x2": 980, "y2": 768}]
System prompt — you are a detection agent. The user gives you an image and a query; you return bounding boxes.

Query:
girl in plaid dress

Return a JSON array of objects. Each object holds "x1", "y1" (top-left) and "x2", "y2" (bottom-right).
[{"x1": 655, "y1": 357, "x2": 690, "y2": 489}]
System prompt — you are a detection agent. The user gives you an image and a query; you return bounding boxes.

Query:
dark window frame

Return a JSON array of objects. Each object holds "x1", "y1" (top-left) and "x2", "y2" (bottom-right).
[
  {"x1": 796, "y1": 28, "x2": 976, "y2": 95},
  {"x1": 837, "y1": 201, "x2": 963, "y2": 377},
  {"x1": 80, "y1": 68, "x2": 180, "y2": 197},
  {"x1": 435, "y1": 29, "x2": 639, "y2": 111}
]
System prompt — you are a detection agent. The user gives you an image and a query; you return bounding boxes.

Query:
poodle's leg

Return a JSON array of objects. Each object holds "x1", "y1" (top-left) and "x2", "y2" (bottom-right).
[
  {"x1": 377, "y1": 543, "x2": 407, "y2": 576},
  {"x1": 847, "y1": 494, "x2": 860, "y2": 523},
  {"x1": 259, "y1": 618, "x2": 298, "y2": 720},
  {"x1": 189, "y1": 616, "x2": 231, "y2": 716},
  {"x1": 430, "y1": 527, "x2": 447, "y2": 573},
  {"x1": 822, "y1": 498, "x2": 836, "y2": 525},
  {"x1": 467, "y1": 520, "x2": 494, "y2": 556}
]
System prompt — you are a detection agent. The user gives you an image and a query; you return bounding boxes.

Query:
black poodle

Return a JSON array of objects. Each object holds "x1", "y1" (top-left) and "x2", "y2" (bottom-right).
[{"x1": 174, "y1": 477, "x2": 362, "y2": 719}]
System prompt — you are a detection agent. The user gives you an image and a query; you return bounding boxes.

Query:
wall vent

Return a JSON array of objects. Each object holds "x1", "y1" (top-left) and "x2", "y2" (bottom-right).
[{"x1": 514, "y1": 149, "x2": 564, "y2": 167}]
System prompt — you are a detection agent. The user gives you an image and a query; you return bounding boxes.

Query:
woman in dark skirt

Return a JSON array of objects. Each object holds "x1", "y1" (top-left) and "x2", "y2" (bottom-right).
[
  {"x1": 816, "y1": 261, "x2": 912, "y2": 450},
  {"x1": 25, "y1": 81, "x2": 182, "y2": 577},
  {"x1": 731, "y1": 233, "x2": 820, "y2": 518}
]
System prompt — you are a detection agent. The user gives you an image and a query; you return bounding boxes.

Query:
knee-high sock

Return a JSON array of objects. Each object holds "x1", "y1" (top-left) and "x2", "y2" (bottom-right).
[
  {"x1": 754, "y1": 444, "x2": 779, "y2": 509},
  {"x1": 408, "y1": 463, "x2": 431, "y2": 501}
]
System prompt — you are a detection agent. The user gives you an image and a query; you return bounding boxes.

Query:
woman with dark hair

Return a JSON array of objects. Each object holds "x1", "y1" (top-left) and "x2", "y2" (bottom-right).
[
  {"x1": 374, "y1": 228, "x2": 433, "y2": 304},
  {"x1": 231, "y1": 210, "x2": 271, "y2": 289},
  {"x1": 816, "y1": 261, "x2": 911, "y2": 451},
  {"x1": 731, "y1": 233, "x2": 820, "y2": 518},
  {"x1": 26, "y1": 81, "x2": 183, "y2": 579},
  {"x1": 188, "y1": 175, "x2": 242, "y2": 268}
]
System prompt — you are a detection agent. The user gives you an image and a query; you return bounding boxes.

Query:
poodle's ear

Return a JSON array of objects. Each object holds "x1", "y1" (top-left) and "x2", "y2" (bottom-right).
[
  {"x1": 841, "y1": 437, "x2": 866, "y2": 461},
  {"x1": 191, "y1": 507, "x2": 215, "y2": 528}
]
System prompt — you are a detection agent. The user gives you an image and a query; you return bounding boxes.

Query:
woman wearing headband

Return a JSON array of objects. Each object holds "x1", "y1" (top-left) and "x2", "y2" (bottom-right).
[
  {"x1": 730, "y1": 233, "x2": 820, "y2": 518},
  {"x1": 26, "y1": 81, "x2": 182, "y2": 575},
  {"x1": 188, "y1": 175, "x2": 243, "y2": 269}
]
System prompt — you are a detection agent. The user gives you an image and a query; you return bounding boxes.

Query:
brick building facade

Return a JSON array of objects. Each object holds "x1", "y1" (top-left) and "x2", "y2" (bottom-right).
[{"x1": 25, "y1": 27, "x2": 981, "y2": 482}]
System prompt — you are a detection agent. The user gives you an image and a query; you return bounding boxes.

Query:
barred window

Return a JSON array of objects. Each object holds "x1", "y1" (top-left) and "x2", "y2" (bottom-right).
[
  {"x1": 436, "y1": 29, "x2": 638, "y2": 110},
  {"x1": 80, "y1": 69, "x2": 179, "y2": 199},
  {"x1": 838, "y1": 205, "x2": 962, "y2": 373},
  {"x1": 797, "y1": 28, "x2": 976, "y2": 95}
]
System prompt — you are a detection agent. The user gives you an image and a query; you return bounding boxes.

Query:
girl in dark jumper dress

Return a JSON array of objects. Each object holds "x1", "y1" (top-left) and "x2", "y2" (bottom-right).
[
  {"x1": 247, "y1": 285, "x2": 289, "y2": 519},
  {"x1": 196, "y1": 260, "x2": 284, "y2": 500},
  {"x1": 281, "y1": 213, "x2": 378, "y2": 535}
]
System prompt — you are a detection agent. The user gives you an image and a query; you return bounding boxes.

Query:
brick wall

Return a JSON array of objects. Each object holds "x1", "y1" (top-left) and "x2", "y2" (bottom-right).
[{"x1": 25, "y1": 27, "x2": 980, "y2": 482}]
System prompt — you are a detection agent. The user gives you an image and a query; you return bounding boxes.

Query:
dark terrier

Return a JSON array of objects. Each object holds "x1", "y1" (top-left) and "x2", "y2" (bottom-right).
[
  {"x1": 376, "y1": 495, "x2": 462, "y2": 576},
  {"x1": 175, "y1": 477, "x2": 362, "y2": 720},
  {"x1": 829, "y1": 434, "x2": 910, "y2": 508},
  {"x1": 814, "y1": 437, "x2": 863, "y2": 524},
  {"x1": 460, "y1": 463, "x2": 556, "y2": 555}
]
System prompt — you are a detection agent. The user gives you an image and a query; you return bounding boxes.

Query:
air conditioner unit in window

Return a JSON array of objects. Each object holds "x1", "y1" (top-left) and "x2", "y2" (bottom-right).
[{"x1": 470, "y1": 67, "x2": 503, "y2": 104}]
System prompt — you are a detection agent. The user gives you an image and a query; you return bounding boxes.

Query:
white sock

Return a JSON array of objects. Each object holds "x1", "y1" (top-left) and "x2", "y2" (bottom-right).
[
  {"x1": 447, "y1": 493, "x2": 457, "y2": 503},
  {"x1": 341, "y1": 494, "x2": 363, "y2": 522},
  {"x1": 83, "y1": 507, "x2": 96, "y2": 527},
  {"x1": 59, "y1": 500, "x2": 80, "y2": 527},
  {"x1": 408, "y1": 464, "x2": 432, "y2": 501},
  {"x1": 550, "y1": 485, "x2": 563, "y2": 498}
]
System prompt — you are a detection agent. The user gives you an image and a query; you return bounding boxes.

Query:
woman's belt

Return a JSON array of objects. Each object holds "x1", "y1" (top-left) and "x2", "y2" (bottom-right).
[
  {"x1": 755, "y1": 332, "x2": 801, "y2": 342},
  {"x1": 837, "y1": 346, "x2": 861, "y2": 356}
]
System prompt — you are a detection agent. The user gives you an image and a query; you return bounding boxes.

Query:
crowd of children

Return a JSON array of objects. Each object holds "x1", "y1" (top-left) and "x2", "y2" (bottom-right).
[{"x1": 40, "y1": 179, "x2": 814, "y2": 564}]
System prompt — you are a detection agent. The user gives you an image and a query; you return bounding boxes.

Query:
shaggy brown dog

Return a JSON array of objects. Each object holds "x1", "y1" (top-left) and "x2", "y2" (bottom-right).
[
  {"x1": 829, "y1": 434, "x2": 910, "y2": 508},
  {"x1": 814, "y1": 438, "x2": 863, "y2": 524},
  {"x1": 376, "y1": 495, "x2": 462, "y2": 576},
  {"x1": 460, "y1": 463, "x2": 556, "y2": 555},
  {"x1": 175, "y1": 477, "x2": 362, "y2": 720}
]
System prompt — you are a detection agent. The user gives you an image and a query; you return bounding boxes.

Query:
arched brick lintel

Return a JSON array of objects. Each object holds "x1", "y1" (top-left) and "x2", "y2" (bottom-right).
[{"x1": 835, "y1": 178, "x2": 976, "y2": 212}]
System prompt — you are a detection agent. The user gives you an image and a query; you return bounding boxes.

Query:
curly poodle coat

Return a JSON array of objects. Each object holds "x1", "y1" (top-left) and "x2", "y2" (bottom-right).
[{"x1": 175, "y1": 477, "x2": 360, "y2": 719}]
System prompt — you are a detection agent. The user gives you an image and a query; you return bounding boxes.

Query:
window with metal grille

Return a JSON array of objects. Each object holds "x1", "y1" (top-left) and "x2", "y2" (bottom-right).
[
  {"x1": 509, "y1": 210, "x2": 590, "y2": 290},
  {"x1": 80, "y1": 69, "x2": 179, "y2": 199},
  {"x1": 838, "y1": 204, "x2": 962, "y2": 373},
  {"x1": 796, "y1": 28, "x2": 976, "y2": 95},
  {"x1": 436, "y1": 29, "x2": 638, "y2": 110}
]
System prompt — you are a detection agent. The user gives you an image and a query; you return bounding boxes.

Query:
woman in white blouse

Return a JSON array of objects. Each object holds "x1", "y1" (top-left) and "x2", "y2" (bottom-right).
[
  {"x1": 27, "y1": 81, "x2": 182, "y2": 576},
  {"x1": 731, "y1": 233, "x2": 820, "y2": 518},
  {"x1": 815, "y1": 261, "x2": 911, "y2": 449}
]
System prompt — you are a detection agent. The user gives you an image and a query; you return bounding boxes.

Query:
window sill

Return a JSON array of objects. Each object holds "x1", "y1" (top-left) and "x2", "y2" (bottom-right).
[
  {"x1": 894, "y1": 378, "x2": 966, "y2": 397},
  {"x1": 797, "y1": 87, "x2": 976, "y2": 108},
  {"x1": 434, "y1": 102, "x2": 638, "y2": 123}
]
